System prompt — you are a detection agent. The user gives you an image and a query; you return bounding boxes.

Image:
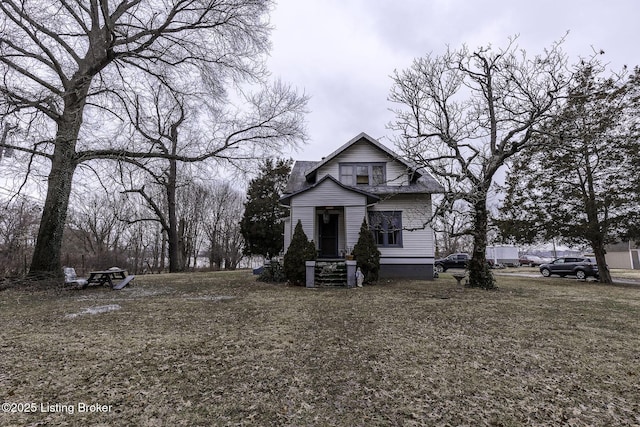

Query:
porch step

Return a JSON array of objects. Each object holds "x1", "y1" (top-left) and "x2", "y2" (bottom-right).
[{"x1": 315, "y1": 261, "x2": 347, "y2": 287}]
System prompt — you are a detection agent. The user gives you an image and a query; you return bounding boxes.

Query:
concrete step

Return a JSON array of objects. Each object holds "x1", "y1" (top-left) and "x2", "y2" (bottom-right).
[{"x1": 315, "y1": 261, "x2": 347, "y2": 287}]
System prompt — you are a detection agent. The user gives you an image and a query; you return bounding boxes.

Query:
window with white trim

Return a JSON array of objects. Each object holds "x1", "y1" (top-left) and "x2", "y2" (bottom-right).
[
  {"x1": 368, "y1": 211, "x2": 402, "y2": 247},
  {"x1": 339, "y1": 163, "x2": 385, "y2": 186}
]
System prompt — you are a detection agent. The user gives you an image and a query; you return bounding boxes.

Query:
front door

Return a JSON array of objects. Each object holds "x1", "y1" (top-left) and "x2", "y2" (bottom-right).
[{"x1": 318, "y1": 214, "x2": 339, "y2": 258}]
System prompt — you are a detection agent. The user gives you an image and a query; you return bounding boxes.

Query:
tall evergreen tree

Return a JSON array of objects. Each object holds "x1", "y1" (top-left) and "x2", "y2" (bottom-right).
[
  {"x1": 497, "y1": 64, "x2": 640, "y2": 283},
  {"x1": 240, "y1": 159, "x2": 292, "y2": 259}
]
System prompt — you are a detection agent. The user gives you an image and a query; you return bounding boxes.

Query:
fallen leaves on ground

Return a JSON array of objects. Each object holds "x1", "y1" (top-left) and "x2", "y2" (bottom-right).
[{"x1": 1, "y1": 271, "x2": 639, "y2": 426}]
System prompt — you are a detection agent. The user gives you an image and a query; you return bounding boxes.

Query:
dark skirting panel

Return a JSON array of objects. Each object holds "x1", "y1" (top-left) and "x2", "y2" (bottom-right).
[{"x1": 378, "y1": 264, "x2": 435, "y2": 280}]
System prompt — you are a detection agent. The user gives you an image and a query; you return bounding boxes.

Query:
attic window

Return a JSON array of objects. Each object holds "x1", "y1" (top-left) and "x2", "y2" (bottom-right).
[{"x1": 340, "y1": 163, "x2": 385, "y2": 186}]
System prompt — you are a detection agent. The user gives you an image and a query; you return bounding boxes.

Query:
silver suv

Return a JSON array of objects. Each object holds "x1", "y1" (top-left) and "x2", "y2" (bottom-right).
[{"x1": 539, "y1": 257, "x2": 599, "y2": 280}]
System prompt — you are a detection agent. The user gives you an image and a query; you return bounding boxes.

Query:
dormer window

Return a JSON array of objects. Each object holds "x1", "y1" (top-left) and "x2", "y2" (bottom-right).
[
  {"x1": 356, "y1": 165, "x2": 369, "y2": 184},
  {"x1": 339, "y1": 163, "x2": 385, "y2": 186}
]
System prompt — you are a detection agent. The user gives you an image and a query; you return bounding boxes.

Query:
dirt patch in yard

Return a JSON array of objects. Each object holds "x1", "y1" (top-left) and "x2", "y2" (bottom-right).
[{"x1": 1, "y1": 271, "x2": 639, "y2": 426}]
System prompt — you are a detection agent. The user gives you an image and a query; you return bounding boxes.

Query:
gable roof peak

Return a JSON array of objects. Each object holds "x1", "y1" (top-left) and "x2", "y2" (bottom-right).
[{"x1": 305, "y1": 132, "x2": 407, "y2": 179}]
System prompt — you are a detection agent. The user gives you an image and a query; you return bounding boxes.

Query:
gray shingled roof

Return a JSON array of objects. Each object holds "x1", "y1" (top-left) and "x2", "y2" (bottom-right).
[
  {"x1": 283, "y1": 160, "x2": 318, "y2": 194},
  {"x1": 350, "y1": 177, "x2": 444, "y2": 195}
]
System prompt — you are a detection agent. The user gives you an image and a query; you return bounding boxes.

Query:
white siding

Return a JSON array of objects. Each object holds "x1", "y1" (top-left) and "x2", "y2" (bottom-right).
[
  {"x1": 290, "y1": 179, "x2": 366, "y2": 208},
  {"x1": 316, "y1": 139, "x2": 409, "y2": 186},
  {"x1": 345, "y1": 205, "x2": 366, "y2": 251},
  {"x1": 283, "y1": 217, "x2": 291, "y2": 251},
  {"x1": 286, "y1": 206, "x2": 314, "y2": 252},
  {"x1": 369, "y1": 194, "x2": 434, "y2": 259}
]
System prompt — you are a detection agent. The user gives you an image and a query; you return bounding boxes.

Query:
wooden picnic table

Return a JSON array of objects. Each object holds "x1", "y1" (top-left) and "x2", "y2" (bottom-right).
[{"x1": 84, "y1": 269, "x2": 134, "y2": 290}]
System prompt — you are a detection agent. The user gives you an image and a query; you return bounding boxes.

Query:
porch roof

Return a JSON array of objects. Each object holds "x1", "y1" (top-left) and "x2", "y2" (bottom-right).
[
  {"x1": 279, "y1": 174, "x2": 379, "y2": 206},
  {"x1": 346, "y1": 179, "x2": 443, "y2": 194}
]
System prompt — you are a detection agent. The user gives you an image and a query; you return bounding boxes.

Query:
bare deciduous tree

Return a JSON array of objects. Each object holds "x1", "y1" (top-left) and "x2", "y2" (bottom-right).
[
  {"x1": 67, "y1": 193, "x2": 124, "y2": 256},
  {"x1": 204, "y1": 181, "x2": 245, "y2": 270},
  {"x1": 0, "y1": 0, "x2": 290, "y2": 277},
  {"x1": 432, "y1": 200, "x2": 473, "y2": 257},
  {"x1": 0, "y1": 196, "x2": 39, "y2": 277},
  {"x1": 113, "y1": 81, "x2": 305, "y2": 273},
  {"x1": 63, "y1": 191, "x2": 130, "y2": 270},
  {"x1": 389, "y1": 37, "x2": 570, "y2": 288}
]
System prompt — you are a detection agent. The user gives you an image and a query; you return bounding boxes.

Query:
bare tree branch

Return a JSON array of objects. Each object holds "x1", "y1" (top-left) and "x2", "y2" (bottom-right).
[{"x1": 389, "y1": 37, "x2": 571, "y2": 288}]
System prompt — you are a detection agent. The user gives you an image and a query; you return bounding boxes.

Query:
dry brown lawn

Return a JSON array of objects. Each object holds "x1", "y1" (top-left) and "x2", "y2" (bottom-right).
[{"x1": 1, "y1": 271, "x2": 639, "y2": 426}]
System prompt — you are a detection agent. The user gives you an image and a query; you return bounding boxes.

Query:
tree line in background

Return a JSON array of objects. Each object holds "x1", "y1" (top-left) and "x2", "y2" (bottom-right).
[
  {"x1": 0, "y1": 0, "x2": 307, "y2": 282},
  {"x1": 0, "y1": 154, "x2": 293, "y2": 279},
  {"x1": 0, "y1": 178, "x2": 248, "y2": 278}
]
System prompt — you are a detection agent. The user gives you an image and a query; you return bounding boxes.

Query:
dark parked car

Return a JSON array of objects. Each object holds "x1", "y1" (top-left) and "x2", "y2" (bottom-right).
[
  {"x1": 539, "y1": 257, "x2": 599, "y2": 280},
  {"x1": 435, "y1": 253, "x2": 495, "y2": 273},
  {"x1": 434, "y1": 253, "x2": 469, "y2": 273}
]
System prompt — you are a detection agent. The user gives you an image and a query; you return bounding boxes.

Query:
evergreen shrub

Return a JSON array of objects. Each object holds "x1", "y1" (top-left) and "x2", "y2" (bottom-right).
[
  {"x1": 353, "y1": 217, "x2": 380, "y2": 283},
  {"x1": 283, "y1": 220, "x2": 316, "y2": 285}
]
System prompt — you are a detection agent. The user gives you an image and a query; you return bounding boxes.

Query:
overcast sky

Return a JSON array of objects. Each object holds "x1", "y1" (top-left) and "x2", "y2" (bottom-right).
[{"x1": 267, "y1": 0, "x2": 639, "y2": 161}]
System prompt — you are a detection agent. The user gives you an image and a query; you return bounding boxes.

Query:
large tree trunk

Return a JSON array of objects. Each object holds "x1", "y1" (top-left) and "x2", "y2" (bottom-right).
[
  {"x1": 29, "y1": 144, "x2": 78, "y2": 276},
  {"x1": 468, "y1": 195, "x2": 496, "y2": 289},
  {"x1": 160, "y1": 232, "x2": 167, "y2": 273},
  {"x1": 29, "y1": 84, "x2": 88, "y2": 277},
  {"x1": 179, "y1": 218, "x2": 188, "y2": 270},
  {"x1": 583, "y1": 156, "x2": 613, "y2": 284},
  {"x1": 166, "y1": 157, "x2": 185, "y2": 273},
  {"x1": 166, "y1": 169, "x2": 179, "y2": 272},
  {"x1": 592, "y1": 238, "x2": 612, "y2": 284}
]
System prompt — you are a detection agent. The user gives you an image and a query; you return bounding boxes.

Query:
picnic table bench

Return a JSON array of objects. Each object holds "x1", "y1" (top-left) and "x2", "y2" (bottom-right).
[
  {"x1": 63, "y1": 267, "x2": 134, "y2": 290},
  {"x1": 84, "y1": 268, "x2": 135, "y2": 289}
]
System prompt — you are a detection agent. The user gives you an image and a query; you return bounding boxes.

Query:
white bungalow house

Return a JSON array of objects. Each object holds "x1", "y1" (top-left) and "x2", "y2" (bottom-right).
[{"x1": 280, "y1": 132, "x2": 444, "y2": 280}]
